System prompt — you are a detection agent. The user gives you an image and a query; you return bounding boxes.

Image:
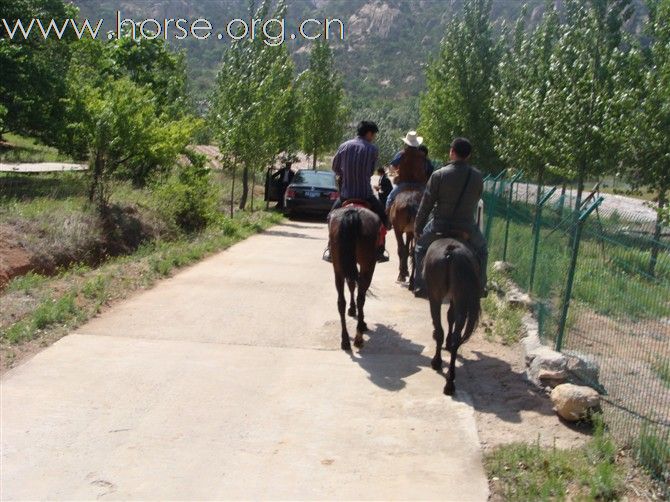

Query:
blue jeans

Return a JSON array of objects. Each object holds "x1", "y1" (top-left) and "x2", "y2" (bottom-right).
[{"x1": 385, "y1": 182, "x2": 425, "y2": 211}]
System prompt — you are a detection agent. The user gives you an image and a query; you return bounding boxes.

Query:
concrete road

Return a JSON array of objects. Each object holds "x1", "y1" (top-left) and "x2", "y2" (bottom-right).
[{"x1": 1, "y1": 221, "x2": 488, "y2": 501}]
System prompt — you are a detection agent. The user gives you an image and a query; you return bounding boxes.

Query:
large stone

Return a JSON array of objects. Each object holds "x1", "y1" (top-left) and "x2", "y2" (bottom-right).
[
  {"x1": 550, "y1": 383, "x2": 600, "y2": 421},
  {"x1": 493, "y1": 261, "x2": 514, "y2": 273},
  {"x1": 505, "y1": 287, "x2": 534, "y2": 310},
  {"x1": 563, "y1": 350, "x2": 601, "y2": 388},
  {"x1": 526, "y1": 346, "x2": 568, "y2": 387}
]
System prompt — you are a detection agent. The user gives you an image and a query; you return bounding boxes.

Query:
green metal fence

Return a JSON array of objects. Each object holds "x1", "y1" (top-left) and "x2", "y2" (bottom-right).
[{"x1": 483, "y1": 176, "x2": 670, "y2": 488}]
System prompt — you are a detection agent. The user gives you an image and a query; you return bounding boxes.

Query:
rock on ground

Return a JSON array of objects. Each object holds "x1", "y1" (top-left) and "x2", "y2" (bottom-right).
[{"x1": 550, "y1": 383, "x2": 600, "y2": 422}]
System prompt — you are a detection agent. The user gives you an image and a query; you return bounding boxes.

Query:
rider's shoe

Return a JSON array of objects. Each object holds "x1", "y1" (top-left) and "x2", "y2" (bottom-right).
[
  {"x1": 480, "y1": 287, "x2": 489, "y2": 298},
  {"x1": 376, "y1": 248, "x2": 390, "y2": 263},
  {"x1": 322, "y1": 248, "x2": 332, "y2": 263},
  {"x1": 413, "y1": 288, "x2": 428, "y2": 299}
]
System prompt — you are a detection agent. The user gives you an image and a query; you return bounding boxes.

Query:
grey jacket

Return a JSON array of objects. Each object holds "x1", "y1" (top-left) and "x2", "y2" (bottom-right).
[{"x1": 415, "y1": 161, "x2": 483, "y2": 234}]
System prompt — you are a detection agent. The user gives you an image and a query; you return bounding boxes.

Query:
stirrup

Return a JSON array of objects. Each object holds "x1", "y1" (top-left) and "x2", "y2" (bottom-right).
[
  {"x1": 376, "y1": 249, "x2": 390, "y2": 263},
  {"x1": 322, "y1": 248, "x2": 332, "y2": 263}
]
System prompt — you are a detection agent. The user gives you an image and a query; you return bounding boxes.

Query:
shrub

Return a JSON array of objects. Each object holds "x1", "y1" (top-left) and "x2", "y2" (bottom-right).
[{"x1": 154, "y1": 150, "x2": 219, "y2": 233}]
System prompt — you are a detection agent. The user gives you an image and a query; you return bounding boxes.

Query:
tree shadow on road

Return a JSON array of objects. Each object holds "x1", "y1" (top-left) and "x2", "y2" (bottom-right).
[
  {"x1": 347, "y1": 323, "x2": 433, "y2": 392},
  {"x1": 279, "y1": 222, "x2": 325, "y2": 230},
  {"x1": 262, "y1": 229, "x2": 322, "y2": 240}
]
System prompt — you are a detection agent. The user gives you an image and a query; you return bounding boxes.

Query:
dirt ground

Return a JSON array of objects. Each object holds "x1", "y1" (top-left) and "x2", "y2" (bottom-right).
[{"x1": 457, "y1": 334, "x2": 592, "y2": 451}]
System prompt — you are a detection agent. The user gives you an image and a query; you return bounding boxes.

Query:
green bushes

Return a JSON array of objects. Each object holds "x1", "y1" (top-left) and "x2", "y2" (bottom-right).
[{"x1": 154, "y1": 150, "x2": 219, "y2": 233}]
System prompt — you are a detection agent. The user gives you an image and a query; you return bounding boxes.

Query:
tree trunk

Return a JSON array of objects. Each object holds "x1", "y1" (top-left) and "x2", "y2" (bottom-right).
[
  {"x1": 533, "y1": 167, "x2": 545, "y2": 233},
  {"x1": 559, "y1": 182, "x2": 567, "y2": 217},
  {"x1": 648, "y1": 188, "x2": 667, "y2": 278},
  {"x1": 239, "y1": 166, "x2": 249, "y2": 210},
  {"x1": 250, "y1": 171, "x2": 256, "y2": 212},
  {"x1": 230, "y1": 165, "x2": 236, "y2": 218},
  {"x1": 312, "y1": 148, "x2": 317, "y2": 170},
  {"x1": 88, "y1": 150, "x2": 104, "y2": 204}
]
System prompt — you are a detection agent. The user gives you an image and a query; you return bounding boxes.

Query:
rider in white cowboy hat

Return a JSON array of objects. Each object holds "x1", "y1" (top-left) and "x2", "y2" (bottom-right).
[{"x1": 384, "y1": 131, "x2": 430, "y2": 212}]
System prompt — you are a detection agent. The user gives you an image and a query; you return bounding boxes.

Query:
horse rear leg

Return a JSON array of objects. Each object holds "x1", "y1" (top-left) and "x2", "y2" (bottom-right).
[
  {"x1": 445, "y1": 301, "x2": 455, "y2": 352},
  {"x1": 445, "y1": 308, "x2": 466, "y2": 395},
  {"x1": 408, "y1": 233, "x2": 416, "y2": 290},
  {"x1": 335, "y1": 274, "x2": 351, "y2": 351},
  {"x1": 347, "y1": 279, "x2": 357, "y2": 318},
  {"x1": 353, "y1": 269, "x2": 373, "y2": 348},
  {"x1": 430, "y1": 298, "x2": 444, "y2": 371},
  {"x1": 394, "y1": 227, "x2": 407, "y2": 282}
]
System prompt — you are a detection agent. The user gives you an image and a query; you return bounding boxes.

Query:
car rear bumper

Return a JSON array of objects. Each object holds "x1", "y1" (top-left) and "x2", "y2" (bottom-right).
[{"x1": 285, "y1": 198, "x2": 333, "y2": 214}]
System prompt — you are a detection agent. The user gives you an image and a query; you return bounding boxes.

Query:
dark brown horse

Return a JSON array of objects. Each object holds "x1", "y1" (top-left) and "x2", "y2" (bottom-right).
[
  {"x1": 329, "y1": 204, "x2": 380, "y2": 350},
  {"x1": 389, "y1": 189, "x2": 422, "y2": 288},
  {"x1": 424, "y1": 237, "x2": 481, "y2": 395}
]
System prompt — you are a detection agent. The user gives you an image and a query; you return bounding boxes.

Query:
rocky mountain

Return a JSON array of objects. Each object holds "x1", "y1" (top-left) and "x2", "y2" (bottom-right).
[{"x1": 72, "y1": 0, "x2": 647, "y2": 118}]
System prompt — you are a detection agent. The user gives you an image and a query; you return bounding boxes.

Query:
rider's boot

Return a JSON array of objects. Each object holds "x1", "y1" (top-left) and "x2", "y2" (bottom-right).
[
  {"x1": 322, "y1": 245, "x2": 332, "y2": 262},
  {"x1": 376, "y1": 246, "x2": 390, "y2": 263}
]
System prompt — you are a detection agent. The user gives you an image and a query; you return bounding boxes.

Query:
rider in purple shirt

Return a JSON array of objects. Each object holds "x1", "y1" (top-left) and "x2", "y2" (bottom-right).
[{"x1": 326, "y1": 121, "x2": 390, "y2": 262}]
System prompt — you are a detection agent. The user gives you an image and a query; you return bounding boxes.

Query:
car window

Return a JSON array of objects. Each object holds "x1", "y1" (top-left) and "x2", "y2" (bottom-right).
[{"x1": 292, "y1": 171, "x2": 337, "y2": 189}]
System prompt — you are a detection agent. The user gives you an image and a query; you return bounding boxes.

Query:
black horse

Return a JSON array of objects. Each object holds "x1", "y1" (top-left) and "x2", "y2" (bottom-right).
[{"x1": 424, "y1": 237, "x2": 481, "y2": 395}]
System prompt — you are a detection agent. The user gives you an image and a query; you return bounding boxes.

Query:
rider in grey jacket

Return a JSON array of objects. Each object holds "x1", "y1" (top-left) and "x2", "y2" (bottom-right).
[{"x1": 413, "y1": 138, "x2": 488, "y2": 298}]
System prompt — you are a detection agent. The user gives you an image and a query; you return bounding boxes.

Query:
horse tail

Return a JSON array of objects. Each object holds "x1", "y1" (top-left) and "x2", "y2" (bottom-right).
[
  {"x1": 338, "y1": 208, "x2": 361, "y2": 282},
  {"x1": 449, "y1": 246, "x2": 481, "y2": 343},
  {"x1": 407, "y1": 202, "x2": 419, "y2": 220}
]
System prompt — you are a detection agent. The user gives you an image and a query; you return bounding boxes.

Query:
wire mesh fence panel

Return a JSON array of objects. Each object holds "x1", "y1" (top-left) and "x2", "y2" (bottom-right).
[{"x1": 484, "y1": 178, "x2": 670, "y2": 489}]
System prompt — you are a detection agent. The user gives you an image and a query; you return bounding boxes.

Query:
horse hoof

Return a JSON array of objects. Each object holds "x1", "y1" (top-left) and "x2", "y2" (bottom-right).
[
  {"x1": 348, "y1": 309, "x2": 357, "y2": 318},
  {"x1": 341, "y1": 340, "x2": 352, "y2": 351},
  {"x1": 444, "y1": 382, "x2": 455, "y2": 396},
  {"x1": 358, "y1": 322, "x2": 368, "y2": 332},
  {"x1": 396, "y1": 275, "x2": 406, "y2": 283},
  {"x1": 353, "y1": 334, "x2": 364, "y2": 348},
  {"x1": 431, "y1": 357, "x2": 443, "y2": 371}
]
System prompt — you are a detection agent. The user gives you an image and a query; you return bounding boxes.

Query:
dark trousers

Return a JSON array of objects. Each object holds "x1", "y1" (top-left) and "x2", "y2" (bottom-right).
[{"x1": 414, "y1": 219, "x2": 488, "y2": 292}]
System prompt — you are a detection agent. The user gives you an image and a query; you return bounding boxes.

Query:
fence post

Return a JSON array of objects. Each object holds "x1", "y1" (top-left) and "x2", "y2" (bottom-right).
[
  {"x1": 484, "y1": 169, "x2": 507, "y2": 243},
  {"x1": 502, "y1": 171, "x2": 524, "y2": 262},
  {"x1": 555, "y1": 196, "x2": 604, "y2": 351},
  {"x1": 529, "y1": 186, "x2": 558, "y2": 293}
]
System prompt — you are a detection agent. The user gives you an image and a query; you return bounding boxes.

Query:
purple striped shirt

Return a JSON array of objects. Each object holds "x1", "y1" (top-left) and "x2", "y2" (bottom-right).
[{"x1": 332, "y1": 137, "x2": 378, "y2": 199}]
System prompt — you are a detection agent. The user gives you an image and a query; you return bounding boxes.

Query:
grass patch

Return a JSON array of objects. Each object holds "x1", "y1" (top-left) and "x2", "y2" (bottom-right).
[
  {"x1": 485, "y1": 198, "x2": 670, "y2": 322},
  {"x1": 651, "y1": 356, "x2": 670, "y2": 389},
  {"x1": 0, "y1": 211, "x2": 282, "y2": 347},
  {"x1": 0, "y1": 133, "x2": 75, "y2": 163},
  {"x1": 7, "y1": 272, "x2": 47, "y2": 294},
  {"x1": 636, "y1": 424, "x2": 670, "y2": 487},
  {"x1": 4, "y1": 293, "x2": 82, "y2": 344},
  {"x1": 486, "y1": 418, "x2": 623, "y2": 501},
  {"x1": 482, "y1": 294, "x2": 524, "y2": 345}
]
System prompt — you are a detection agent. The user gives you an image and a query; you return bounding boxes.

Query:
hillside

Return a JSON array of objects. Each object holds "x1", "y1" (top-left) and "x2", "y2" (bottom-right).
[
  {"x1": 72, "y1": 0, "x2": 547, "y2": 100},
  {"x1": 72, "y1": 0, "x2": 647, "y2": 137}
]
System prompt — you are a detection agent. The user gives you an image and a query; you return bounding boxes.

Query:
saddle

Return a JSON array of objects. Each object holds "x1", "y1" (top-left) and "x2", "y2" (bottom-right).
[
  {"x1": 435, "y1": 230, "x2": 471, "y2": 242},
  {"x1": 342, "y1": 199, "x2": 371, "y2": 210},
  {"x1": 340, "y1": 199, "x2": 386, "y2": 247}
]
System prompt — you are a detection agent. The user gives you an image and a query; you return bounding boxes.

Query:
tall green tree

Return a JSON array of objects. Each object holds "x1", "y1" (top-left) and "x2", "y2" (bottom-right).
[
  {"x1": 420, "y1": 0, "x2": 500, "y2": 170},
  {"x1": 543, "y1": 0, "x2": 632, "y2": 213},
  {"x1": 64, "y1": 76, "x2": 197, "y2": 210},
  {"x1": 212, "y1": 0, "x2": 300, "y2": 209},
  {"x1": 615, "y1": 0, "x2": 670, "y2": 276},
  {"x1": 493, "y1": 1, "x2": 560, "y2": 192},
  {"x1": 55, "y1": 32, "x2": 189, "y2": 173},
  {"x1": 298, "y1": 39, "x2": 347, "y2": 170},
  {"x1": 112, "y1": 34, "x2": 188, "y2": 119},
  {"x1": 0, "y1": 0, "x2": 75, "y2": 142}
]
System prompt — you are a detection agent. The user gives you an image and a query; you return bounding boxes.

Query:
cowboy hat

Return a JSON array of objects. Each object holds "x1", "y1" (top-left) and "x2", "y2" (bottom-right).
[{"x1": 401, "y1": 131, "x2": 423, "y2": 147}]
